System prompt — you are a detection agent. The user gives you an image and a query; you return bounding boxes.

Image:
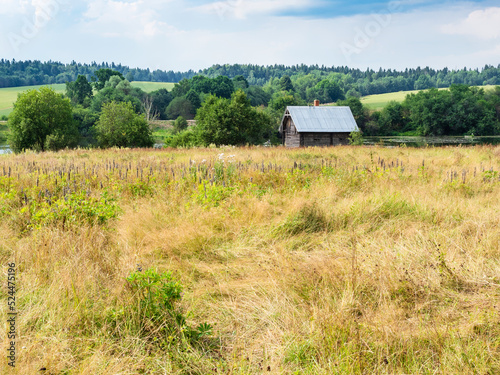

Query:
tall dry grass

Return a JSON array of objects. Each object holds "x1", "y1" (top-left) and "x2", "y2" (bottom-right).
[{"x1": 1, "y1": 145, "x2": 499, "y2": 374}]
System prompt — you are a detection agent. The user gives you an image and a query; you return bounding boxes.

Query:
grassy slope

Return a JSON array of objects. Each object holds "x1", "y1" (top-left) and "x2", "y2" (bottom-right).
[
  {"x1": 361, "y1": 85, "x2": 497, "y2": 110},
  {"x1": 0, "y1": 82, "x2": 175, "y2": 117},
  {"x1": 0, "y1": 146, "x2": 499, "y2": 374}
]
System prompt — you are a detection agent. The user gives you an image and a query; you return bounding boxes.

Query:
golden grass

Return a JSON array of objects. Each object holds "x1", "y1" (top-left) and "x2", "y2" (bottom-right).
[{"x1": 0, "y1": 145, "x2": 499, "y2": 374}]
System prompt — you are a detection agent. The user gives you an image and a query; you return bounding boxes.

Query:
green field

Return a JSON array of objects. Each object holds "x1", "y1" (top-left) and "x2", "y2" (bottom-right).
[
  {"x1": 361, "y1": 85, "x2": 496, "y2": 110},
  {"x1": 0, "y1": 81, "x2": 175, "y2": 117},
  {"x1": 129, "y1": 81, "x2": 175, "y2": 92},
  {"x1": 1, "y1": 146, "x2": 500, "y2": 373},
  {"x1": 0, "y1": 84, "x2": 66, "y2": 117}
]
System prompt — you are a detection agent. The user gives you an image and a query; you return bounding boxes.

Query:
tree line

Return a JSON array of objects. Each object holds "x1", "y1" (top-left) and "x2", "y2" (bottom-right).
[
  {"x1": 341, "y1": 85, "x2": 500, "y2": 137},
  {"x1": 0, "y1": 59, "x2": 195, "y2": 88},
  {"x1": 8, "y1": 69, "x2": 276, "y2": 152},
  {"x1": 2, "y1": 59, "x2": 500, "y2": 97},
  {"x1": 7, "y1": 67, "x2": 500, "y2": 153}
]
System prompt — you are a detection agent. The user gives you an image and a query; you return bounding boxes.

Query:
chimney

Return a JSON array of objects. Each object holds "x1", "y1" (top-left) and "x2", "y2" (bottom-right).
[{"x1": 314, "y1": 100, "x2": 320, "y2": 107}]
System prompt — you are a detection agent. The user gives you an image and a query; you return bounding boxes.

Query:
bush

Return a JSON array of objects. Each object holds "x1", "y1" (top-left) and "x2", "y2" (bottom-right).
[
  {"x1": 125, "y1": 268, "x2": 213, "y2": 346},
  {"x1": 173, "y1": 116, "x2": 188, "y2": 133},
  {"x1": 95, "y1": 101, "x2": 154, "y2": 148},
  {"x1": 164, "y1": 129, "x2": 199, "y2": 148},
  {"x1": 349, "y1": 131, "x2": 364, "y2": 145}
]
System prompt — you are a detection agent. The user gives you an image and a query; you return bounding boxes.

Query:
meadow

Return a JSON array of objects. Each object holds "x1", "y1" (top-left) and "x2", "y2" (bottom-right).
[
  {"x1": 360, "y1": 85, "x2": 496, "y2": 110},
  {"x1": 0, "y1": 145, "x2": 499, "y2": 374},
  {"x1": 0, "y1": 82, "x2": 175, "y2": 117}
]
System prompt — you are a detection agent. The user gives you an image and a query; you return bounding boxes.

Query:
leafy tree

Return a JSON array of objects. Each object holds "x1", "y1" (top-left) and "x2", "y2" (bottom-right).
[
  {"x1": 166, "y1": 97, "x2": 195, "y2": 119},
  {"x1": 279, "y1": 75, "x2": 294, "y2": 91},
  {"x1": 171, "y1": 78, "x2": 192, "y2": 98},
  {"x1": 337, "y1": 97, "x2": 369, "y2": 133},
  {"x1": 377, "y1": 101, "x2": 409, "y2": 135},
  {"x1": 245, "y1": 86, "x2": 271, "y2": 107},
  {"x1": 185, "y1": 89, "x2": 201, "y2": 109},
  {"x1": 173, "y1": 116, "x2": 188, "y2": 133},
  {"x1": 72, "y1": 105, "x2": 99, "y2": 138},
  {"x1": 9, "y1": 86, "x2": 78, "y2": 152},
  {"x1": 92, "y1": 69, "x2": 124, "y2": 91},
  {"x1": 307, "y1": 79, "x2": 344, "y2": 103},
  {"x1": 149, "y1": 89, "x2": 172, "y2": 120},
  {"x1": 233, "y1": 75, "x2": 249, "y2": 90},
  {"x1": 195, "y1": 90, "x2": 273, "y2": 146},
  {"x1": 95, "y1": 101, "x2": 154, "y2": 148},
  {"x1": 90, "y1": 77, "x2": 144, "y2": 113},
  {"x1": 66, "y1": 75, "x2": 93, "y2": 106},
  {"x1": 269, "y1": 91, "x2": 304, "y2": 113},
  {"x1": 211, "y1": 76, "x2": 234, "y2": 98}
]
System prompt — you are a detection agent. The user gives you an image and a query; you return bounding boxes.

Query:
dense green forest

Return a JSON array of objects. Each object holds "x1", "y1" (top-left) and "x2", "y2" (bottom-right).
[
  {"x1": 2, "y1": 59, "x2": 500, "y2": 97},
  {"x1": 0, "y1": 59, "x2": 195, "y2": 88}
]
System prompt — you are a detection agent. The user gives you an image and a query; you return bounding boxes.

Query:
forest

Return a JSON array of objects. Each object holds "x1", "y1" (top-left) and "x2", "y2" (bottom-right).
[{"x1": 2, "y1": 59, "x2": 500, "y2": 96}]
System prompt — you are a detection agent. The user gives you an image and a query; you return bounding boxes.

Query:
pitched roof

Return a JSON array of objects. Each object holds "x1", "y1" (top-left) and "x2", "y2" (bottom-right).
[{"x1": 281, "y1": 106, "x2": 359, "y2": 133}]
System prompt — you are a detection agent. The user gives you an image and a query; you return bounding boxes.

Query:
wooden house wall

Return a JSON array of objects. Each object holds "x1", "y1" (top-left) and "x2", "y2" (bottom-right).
[
  {"x1": 283, "y1": 117, "x2": 301, "y2": 148},
  {"x1": 282, "y1": 116, "x2": 351, "y2": 148}
]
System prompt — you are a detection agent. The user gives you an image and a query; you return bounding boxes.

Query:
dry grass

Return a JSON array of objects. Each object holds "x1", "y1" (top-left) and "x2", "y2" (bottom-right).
[{"x1": 1, "y1": 145, "x2": 499, "y2": 374}]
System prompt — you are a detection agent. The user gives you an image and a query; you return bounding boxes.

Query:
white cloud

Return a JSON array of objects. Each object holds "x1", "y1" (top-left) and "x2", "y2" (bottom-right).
[
  {"x1": 81, "y1": 0, "x2": 177, "y2": 38},
  {"x1": 442, "y1": 7, "x2": 500, "y2": 39},
  {"x1": 194, "y1": 0, "x2": 310, "y2": 20},
  {"x1": 0, "y1": 0, "x2": 30, "y2": 14}
]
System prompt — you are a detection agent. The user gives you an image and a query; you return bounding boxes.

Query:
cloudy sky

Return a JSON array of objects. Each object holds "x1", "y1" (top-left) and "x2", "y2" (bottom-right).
[{"x1": 1, "y1": 0, "x2": 500, "y2": 72}]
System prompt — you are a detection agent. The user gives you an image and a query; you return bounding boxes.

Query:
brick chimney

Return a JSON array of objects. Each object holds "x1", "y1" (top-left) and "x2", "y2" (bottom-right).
[{"x1": 314, "y1": 100, "x2": 320, "y2": 107}]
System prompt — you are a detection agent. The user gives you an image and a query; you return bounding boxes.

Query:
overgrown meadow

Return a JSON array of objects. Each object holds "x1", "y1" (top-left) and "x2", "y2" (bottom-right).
[{"x1": 1, "y1": 145, "x2": 499, "y2": 374}]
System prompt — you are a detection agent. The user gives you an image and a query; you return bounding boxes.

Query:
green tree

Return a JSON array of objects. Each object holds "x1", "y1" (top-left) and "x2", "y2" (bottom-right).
[
  {"x1": 279, "y1": 75, "x2": 294, "y2": 91},
  {"x1": 149, "y1": 88, "x2": 172, "y2": 120},
  {"x1": 166, "y1": 97, "x2": 195, "y2": 119},
  {"x1": 185, "y1": 89, "x2": 201, "y2": 109},
  {"x1": 95, "y1": 101, "x2": 154, "y2": 148},
  {"x1": 9, "y1": 86, "x2": 78, "y2": 152},
  {"x1": 66, "y1": 75, "x2": 93, "y2": 106},
  {"x1": 173, "y1": 116, "x2": 188, "y2": 133},
  {"x1": 195, "y1": 90, "x2": 273, "y2": 146},
  {"x1": 337, "y1": 97, "x2": 369, "y2": 133},
  {"x1": 233, "y1": 75, "x2": 249, "y2": 90},
  {"x1": 91, "y1": 69, "x2": 124, "y2": 91},
  {"x1": 211, "y1": 76, "x2": 234, "y2": 98}
]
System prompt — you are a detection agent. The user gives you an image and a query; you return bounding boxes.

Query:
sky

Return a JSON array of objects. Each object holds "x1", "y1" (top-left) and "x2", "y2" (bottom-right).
[{"x1": 1, "y1": 0, "x2": 500, "y2": 72}]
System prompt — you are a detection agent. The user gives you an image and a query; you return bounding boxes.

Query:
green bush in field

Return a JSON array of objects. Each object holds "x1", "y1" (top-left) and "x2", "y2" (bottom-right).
[
  {"x1": 14, "y1": 191, "x2": 120, "y2": 232},
  {"x1": 349, "y1": 130, "x2": 364, "y2": 145},
  {"x1": 125, "y1": 268, "x2": 213, "y2": 346},
  {"x1": 173, "y1": 115, "x2": 188, "y2": 133},
  {"x1": 95, "y1": 101, "x2": 154, "y2": 148}
]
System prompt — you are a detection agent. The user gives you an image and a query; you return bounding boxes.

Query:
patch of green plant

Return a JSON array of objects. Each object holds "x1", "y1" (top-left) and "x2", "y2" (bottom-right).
[
  {"x1": 125, "y1": 268, "x2": 213, "y2": 347},
  {"x1": 349, "y1": 130, "x2": 364, "y2": 145},
  {"x1": 126, "y1": 180, "x2": 155, "y2": 197},
  {"x1": 276, "y1": 204, "x2": 329, "y2": 236},
  {"x1": 193, "y1": 182, "x2": 235, "y2": 207},
  {"x1": 13, "y1": 190, "x2": 120, "y2": 231},
  {"x1": 482, "y1": 169, "x2": 499, "y2": 182}
]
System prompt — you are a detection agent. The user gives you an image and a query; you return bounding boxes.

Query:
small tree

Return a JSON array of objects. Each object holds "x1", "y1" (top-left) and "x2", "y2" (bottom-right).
[
  {"x1": 173, "y1": 116, "x2": 188, "y2": 133},
  {"x1": 95, "y1": 101, "x2": 154, "y2": 148},
  {"x1": 9, "y1": 86, "x2": 78, "y2": 152},
  {"x1": 195, "y1": 90, "x2": 273, "y2": 146},
  {"x1": 66, "y1": 75, "x2": 93, "y2": 106}
]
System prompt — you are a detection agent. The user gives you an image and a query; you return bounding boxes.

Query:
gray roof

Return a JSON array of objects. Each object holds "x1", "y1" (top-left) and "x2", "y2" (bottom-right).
[{"x1": 281, "y1": 106, "x2": 359, "y2": 133}]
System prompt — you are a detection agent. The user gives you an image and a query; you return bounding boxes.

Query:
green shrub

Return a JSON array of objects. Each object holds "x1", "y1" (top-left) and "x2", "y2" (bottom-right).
[
  {"x1": 126, "y1": 268, "x2": 213, "y2": 347},
  {"x1": 348, "y1": 131, "x2": 364, "y2": 145}
]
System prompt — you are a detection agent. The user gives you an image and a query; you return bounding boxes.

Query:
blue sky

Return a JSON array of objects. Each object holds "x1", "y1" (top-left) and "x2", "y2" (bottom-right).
[{"x1": 1, "y1": 0, "x2": 499, "y2": 72}]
